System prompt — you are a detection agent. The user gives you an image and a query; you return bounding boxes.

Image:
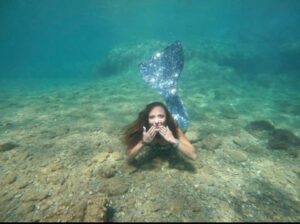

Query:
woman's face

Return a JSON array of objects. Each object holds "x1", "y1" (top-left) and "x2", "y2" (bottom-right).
[{"x1": 148, "y1": 106, "x2": 166, "y2": 130}]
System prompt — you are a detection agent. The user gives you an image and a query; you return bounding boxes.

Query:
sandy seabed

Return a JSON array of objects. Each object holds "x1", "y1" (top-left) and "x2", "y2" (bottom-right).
[{"x1": 1, "y1": 49, "x2": 300, "y2": 222}]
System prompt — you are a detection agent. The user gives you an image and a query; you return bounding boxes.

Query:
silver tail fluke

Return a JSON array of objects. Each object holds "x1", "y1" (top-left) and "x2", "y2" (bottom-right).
[{"x1": 138, "y1": 41, "x2": 189, "y2": 131}]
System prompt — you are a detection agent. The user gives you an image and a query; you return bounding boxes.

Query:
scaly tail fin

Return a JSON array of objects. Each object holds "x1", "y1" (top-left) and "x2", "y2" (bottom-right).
[{"x1": 138, "y1": 41, "x2": 189, "y2": 131}]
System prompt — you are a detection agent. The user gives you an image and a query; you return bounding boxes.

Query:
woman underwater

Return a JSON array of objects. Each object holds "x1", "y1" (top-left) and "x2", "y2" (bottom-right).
[
  {"x1": 122, "y1": 101, "x2": 196, "y2": 163},
  {"x1": 122, "y1": 41, "x2": 196, "y2": 164}
]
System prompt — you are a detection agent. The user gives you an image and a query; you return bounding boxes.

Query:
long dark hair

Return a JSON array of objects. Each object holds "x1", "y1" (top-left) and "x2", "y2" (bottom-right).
[{"x1": 122, "y1": 102, "x2": 178, "y2": 149}]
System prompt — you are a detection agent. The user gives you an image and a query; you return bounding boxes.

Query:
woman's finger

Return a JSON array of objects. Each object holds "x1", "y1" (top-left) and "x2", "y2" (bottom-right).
[
  {"x1": 149, "y1": 126, "x2": 157, "y2": 137},
  {"x1": 159, "y1": 129, "x2": 166, "y2": 137}
]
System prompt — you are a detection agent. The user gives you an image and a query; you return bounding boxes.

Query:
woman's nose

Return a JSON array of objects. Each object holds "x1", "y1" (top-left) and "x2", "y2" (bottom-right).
[
  {"x1": 154, "y1": 118, "x2": 160, "y2": 123},
  {"x1": 155, "y1": 121, "x2": 162, "y2": 125}
]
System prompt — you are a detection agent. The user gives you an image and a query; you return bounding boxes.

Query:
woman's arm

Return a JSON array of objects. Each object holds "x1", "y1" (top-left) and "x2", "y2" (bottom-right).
[
  {"x1": 126, "y1": 126, "x2": 157, "y2": 162},
  {"x1": 159, "y1": 126, "x2": 196, "y2": 160},
  {"x1": 175, "y1": 128, "x2": 197, "y2": 160},
  {"x1": 125, "y1": 140, "x2": 145, "y2": 163}
]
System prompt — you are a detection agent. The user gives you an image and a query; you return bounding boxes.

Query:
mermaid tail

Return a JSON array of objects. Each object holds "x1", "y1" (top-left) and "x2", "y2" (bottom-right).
[{"x1": 138, "y1": 41, "x2": 189, "y2": 131}]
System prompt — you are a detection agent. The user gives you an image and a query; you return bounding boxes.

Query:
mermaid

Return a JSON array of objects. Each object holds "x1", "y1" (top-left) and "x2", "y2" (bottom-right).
[{"x1": 122, "y1": 41, "x2": 196, "y2": 163}]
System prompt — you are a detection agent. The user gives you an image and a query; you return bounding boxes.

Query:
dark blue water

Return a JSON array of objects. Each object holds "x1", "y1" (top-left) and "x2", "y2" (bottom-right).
[{"x1": 1, "y1": 0, "x2": 299, "y2": 88}]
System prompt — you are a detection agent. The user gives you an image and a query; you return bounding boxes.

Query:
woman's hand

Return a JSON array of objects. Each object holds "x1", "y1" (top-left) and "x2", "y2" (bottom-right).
[
  {"x1": 158, "y1": 126, "x2": 177, "y2": 144},
  {"x1": 142, "y1": 126, "x2": 157, "y2": 144}
]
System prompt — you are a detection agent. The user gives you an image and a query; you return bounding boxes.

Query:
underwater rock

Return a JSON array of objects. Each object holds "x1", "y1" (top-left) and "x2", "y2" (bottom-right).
[
  {"x1": 268, "y1": 129, "x2": 300, "y2": 151},
  {"x1": 277, "y1": 101, "x2": 300, "y2": 116},
  {"x1": 0, "y1": 142, "x2": 19, "y2": 152},
  {"x1": 245, "y1": 120, "x2": 275, "y2": 132},
  {"x1": 95, "y1": 41, "x2": 165, "y2": 76},
  {"x1": 245, "y1": 120, "x2": 275, "y2": 139},
  {"x1": 92, "y1": 152, "x2": 110, "y2": 163},
  {"x1": 100, "y1": 177, "x2": 129, "y2": 196},
  {"x1": 22, "y1": 190, "x2": 50, "y2": 202},
  {"x1": 16, "y1": 179, "x2": 32, "y2": 189},
  {"x1": 186, "y1": 130, "x2": 202, "y2": 143},
  {"x1": 225, "y1": 149, "x2": 248, "y2": 162},
  {"x1": 19, "y1": 202, "x2": 35, "y2": 214},
  {"x1": 185, "y1": 40, "x2": 259, "y2": 74},
  {"x1": 84, "y1": 197, "x2": 110, "y2": 222},
  {"x1": 93, "y1": 163, "x2": 118, "y2": 179},
  {"x1": 201, "y1": 134, "x2": 222, "y2": 150},
  {"x1": 46, "y1": 173, "x2": 66, "y2": 185},
  {"x1": 96, "y1": 40, "x2": 259, "y2": 78},
  {"x1": 49, "y1": 162, "x2": 64, "y2": 172},
  {"x1": 2, "y1": 172, "x2": 17, "y2": 185},
  {"x1": 18, "y1": 150, "x2": 31, "y2": 161},
  {"x1": 40, "y1": 193, "x2": 109, "y2": 222},
  {"x1": 198, "y1": 172, "x2": 215, "y2": 186}
]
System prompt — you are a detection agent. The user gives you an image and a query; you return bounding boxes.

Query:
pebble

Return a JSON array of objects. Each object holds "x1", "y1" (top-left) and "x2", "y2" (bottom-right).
[{"x1": 2, "y1": 173, "x2": 17, "y2": 185}]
